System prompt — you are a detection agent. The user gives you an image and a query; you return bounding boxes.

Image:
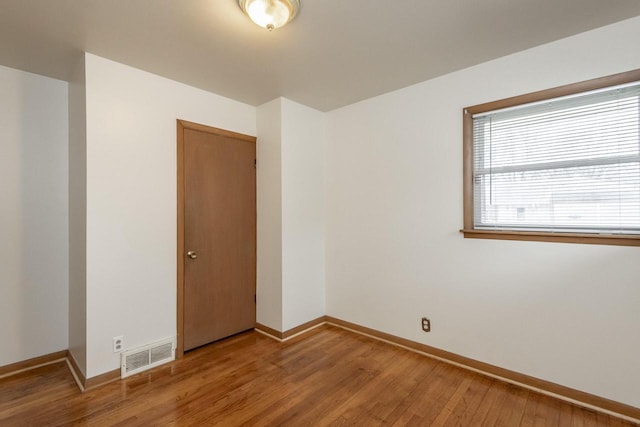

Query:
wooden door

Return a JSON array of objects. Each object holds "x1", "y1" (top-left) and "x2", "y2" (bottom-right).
[{"x1": 178, "y1": 120, "x2": 256, "y2": 353}]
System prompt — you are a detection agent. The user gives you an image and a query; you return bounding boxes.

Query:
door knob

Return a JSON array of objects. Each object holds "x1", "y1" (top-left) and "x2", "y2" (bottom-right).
[{"x1": 187, "y1": 251, "x2": 198, "y2": 259}]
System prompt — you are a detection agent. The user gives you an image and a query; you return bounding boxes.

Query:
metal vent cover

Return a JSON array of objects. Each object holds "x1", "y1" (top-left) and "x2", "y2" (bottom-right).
[
  {"x1": 121, "y1": 337, "x2": 175, "y2": 378},
  {"x1": 150, "y1": 342, "x2": 173, "y2": 364}
]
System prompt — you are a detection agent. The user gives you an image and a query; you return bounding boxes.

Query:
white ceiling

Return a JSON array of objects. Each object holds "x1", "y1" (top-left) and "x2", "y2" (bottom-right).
[{"x1": 1, "y1": 0, "x2": 639, "y2": 111}]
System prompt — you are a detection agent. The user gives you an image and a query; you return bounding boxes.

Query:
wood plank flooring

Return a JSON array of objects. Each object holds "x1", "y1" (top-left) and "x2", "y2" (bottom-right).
[{"x1": 1, "y1": 325, "x2": 637, "y2": 426}]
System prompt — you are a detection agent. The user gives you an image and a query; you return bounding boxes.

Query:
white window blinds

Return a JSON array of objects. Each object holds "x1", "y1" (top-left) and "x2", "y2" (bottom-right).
[{"x1": 472, "y1": 82, "x2": 640, "y2": 234}]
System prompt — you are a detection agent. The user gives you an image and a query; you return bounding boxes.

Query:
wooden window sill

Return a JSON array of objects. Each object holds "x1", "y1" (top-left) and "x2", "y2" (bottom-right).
[{"x1": 460, "y1": 229, "x2": 640, "y2": 247}]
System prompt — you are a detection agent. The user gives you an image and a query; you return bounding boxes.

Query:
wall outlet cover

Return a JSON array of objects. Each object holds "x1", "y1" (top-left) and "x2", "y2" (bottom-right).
[{"x1": 113, "y1": 336, "x2": 124, "y2": 353}]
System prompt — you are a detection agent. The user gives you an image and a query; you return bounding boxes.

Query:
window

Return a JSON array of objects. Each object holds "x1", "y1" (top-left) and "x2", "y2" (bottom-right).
[{"x1": 462, "y1": 69, "x2": 640, "y2": 246}]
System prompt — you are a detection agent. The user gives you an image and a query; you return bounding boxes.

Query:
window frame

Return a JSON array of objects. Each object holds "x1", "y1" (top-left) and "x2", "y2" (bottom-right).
[{"x1": 462, "y1": 69, "x2": 640, "y2": 247}]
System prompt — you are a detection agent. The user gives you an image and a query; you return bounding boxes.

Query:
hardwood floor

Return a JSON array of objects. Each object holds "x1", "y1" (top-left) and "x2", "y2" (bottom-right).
[{"x1": 1, "y1": 325, "x2": 637, "y2": 426}]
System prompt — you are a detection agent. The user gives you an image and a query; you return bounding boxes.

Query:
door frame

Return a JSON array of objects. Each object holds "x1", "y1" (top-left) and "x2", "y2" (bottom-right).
[{"x1": 176, "y1": 119, "x2": 257, "y2": 358}]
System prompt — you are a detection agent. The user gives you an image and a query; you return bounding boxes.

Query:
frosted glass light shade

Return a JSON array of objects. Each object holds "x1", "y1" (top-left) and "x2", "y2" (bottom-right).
[{"x1": 238, "y1": 0, "x2": 300, "y2": 31}]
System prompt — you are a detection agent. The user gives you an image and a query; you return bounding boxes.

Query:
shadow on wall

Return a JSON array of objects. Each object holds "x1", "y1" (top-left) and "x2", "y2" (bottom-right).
[{"x1": 0, "y1": 68, "x2": 68, "y2": 366}]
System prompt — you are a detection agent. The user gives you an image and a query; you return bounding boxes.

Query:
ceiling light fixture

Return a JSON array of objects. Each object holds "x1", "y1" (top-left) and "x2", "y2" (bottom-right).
[{"x1": 238, "y1": 0, "x2": 300, "y2": 31}]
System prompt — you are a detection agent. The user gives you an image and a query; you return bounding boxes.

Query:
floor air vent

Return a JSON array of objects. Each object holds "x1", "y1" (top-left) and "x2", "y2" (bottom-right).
[{"x1": 121, "y1": 337, "x2": 175, "y2": 378}]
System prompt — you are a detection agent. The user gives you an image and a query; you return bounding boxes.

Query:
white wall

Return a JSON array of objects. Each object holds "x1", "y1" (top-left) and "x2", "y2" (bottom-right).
[
  {"x1": 68, "y1": 55, "x2": 87, "y2": 375},
  {"x1": 0, "y1": 65, "x2": 69, "y2": 366},
  {"x1": 281, "y1": 99, "x2": 326, "y2": 330},
  {"x1": 326, "y1": 16, "x2": 640, "y2": 408},
  {"x1": 256, "y1": 98, "x2": 283, "y2": 331},
  {"x1": 84, "y1": 53, "x2": 256, "y2": 377},
  {"x1": 256, "y1": 98, "x2": 327, "y2": 332}
]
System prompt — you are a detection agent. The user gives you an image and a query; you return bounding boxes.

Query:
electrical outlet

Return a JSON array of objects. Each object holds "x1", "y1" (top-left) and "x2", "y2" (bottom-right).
[
  {"x1": 421, "y1": 317, "x2": 431, "y2": 332},
  {"x1": 113, "y1": 336, "x2": 124, "y2": 353}
]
